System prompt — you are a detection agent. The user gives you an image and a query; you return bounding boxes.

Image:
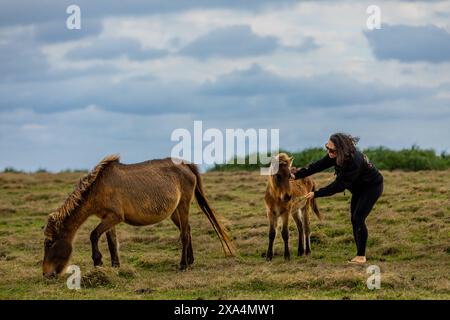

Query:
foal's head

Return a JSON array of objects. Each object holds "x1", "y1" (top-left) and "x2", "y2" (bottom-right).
[
  {"x1": 42, "y1": 215, "x2": 73, "y2": 278},
  {"x1": 269, "y1": 153, "x2": 294, "y2": 203}
]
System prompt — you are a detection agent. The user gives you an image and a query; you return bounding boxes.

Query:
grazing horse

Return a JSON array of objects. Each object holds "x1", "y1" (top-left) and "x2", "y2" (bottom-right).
[
  {"x1": 264, "y1": 153, "x2": 322, "y2": 261},
  {"x1": 43, "y1": 155, "x2": 234, "y2": 277}
]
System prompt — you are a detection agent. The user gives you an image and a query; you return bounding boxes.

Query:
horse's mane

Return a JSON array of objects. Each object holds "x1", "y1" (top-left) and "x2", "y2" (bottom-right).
[
  {"x1": 44, "y1": 154, "x2": 120, "y2": 239},
  {"x1": 276, "y1": 153, "x2": 292, "y2": 166},
  {"x1": 267, "y1": 153, "x2": 293, "y2": 178}
]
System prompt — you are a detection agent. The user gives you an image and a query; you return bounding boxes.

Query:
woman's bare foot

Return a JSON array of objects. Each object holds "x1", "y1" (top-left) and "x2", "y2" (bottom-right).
[{"x1": 349, "y1": 256, "x2": 366, "y2": 264}]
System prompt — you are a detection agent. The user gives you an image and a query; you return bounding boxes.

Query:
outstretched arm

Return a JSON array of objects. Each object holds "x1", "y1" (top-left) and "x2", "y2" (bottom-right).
[
  {"x1": 314, "y1": 179, "x2": 346, "y2": 198},
  {"x1": 314, "y1": 154, "x2": 364, "y2": 198},
  {"x1": 293, "y1": 154, "x2": 334, "y2": 180}
]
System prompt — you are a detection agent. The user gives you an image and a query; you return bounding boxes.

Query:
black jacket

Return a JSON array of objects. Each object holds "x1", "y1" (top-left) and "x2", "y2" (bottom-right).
[{"x1": 294, "y1": 150, "x2": 383, "y2": 198}]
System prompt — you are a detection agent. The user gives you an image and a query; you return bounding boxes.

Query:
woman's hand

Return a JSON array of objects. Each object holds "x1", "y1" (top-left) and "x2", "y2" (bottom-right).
[
  {"x1": 305, "y1": 191, "x2": 315, "y2": 200},
  {"x1": 290, "y1": 167, "x2": 298, "y2": 180}
]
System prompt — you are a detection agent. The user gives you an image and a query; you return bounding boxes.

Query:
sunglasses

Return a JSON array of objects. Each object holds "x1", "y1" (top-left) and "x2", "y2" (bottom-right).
[{"x1": 325, "y1": 144, "x2": 336, "y2": 154}]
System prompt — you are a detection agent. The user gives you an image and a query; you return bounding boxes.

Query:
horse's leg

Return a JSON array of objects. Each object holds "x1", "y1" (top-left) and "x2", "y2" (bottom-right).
[
  {"x1": 281, "y1": 211, "x2": 290, "y2": 261},
  {"x1": 266, "y1": 209, "x2": 278, "y2": 261},
  {"x1": 171, "y1": 212, "x2": 194, "y2": 266},
  {"x1": 90, "y1": 214, "x2": 122, "y2": 267},
  {"x1": 187, "y1": 224, "x2": 193, "y2": 265},
  {"x1": 292, "y1": 209, "x2": 305, "y2": 256},
  {"x1": 303, "y1": 207, "x2": 312, "y2": 255},
  {"x1": 176, "y1": 203, "x2": 191, "y2": 271},
  {"x1": 106, "y1": 227, "x2": 120, "y2": 267}
]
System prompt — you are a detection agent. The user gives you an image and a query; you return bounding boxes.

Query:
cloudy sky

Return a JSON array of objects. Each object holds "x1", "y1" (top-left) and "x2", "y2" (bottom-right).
[{"x1": 1, "y1": 0, "x2": 450, "y2": 171}]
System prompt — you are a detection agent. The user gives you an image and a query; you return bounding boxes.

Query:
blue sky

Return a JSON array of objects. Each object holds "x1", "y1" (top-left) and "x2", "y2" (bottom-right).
[{"x1": 1, "y1": 0, "x2": 450, "y2": 171}]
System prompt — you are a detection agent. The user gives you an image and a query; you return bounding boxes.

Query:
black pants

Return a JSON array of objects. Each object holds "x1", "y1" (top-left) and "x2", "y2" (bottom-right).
[{"x1": 350, "y1": 179, "x2": 383, "y2": 256}]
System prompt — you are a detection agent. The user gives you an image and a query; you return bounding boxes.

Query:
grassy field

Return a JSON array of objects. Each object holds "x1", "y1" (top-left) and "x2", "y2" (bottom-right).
[{"x1": 0, "y1": 169, "x2": 449, "y2": 299}]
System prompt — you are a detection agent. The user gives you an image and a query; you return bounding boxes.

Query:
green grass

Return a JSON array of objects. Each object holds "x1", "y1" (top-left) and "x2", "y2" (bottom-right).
[{"x1": 0, "y1": 170, "x2": 449, "y2": 299}]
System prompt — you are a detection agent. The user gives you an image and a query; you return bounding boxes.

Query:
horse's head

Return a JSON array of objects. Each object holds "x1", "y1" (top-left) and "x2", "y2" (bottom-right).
[
  {"x1": 269, "y1": 153, "x2": 294, "y2": 203},
  {"x1": 42, "y1": 215, "x2": 72, "y2": 278}
]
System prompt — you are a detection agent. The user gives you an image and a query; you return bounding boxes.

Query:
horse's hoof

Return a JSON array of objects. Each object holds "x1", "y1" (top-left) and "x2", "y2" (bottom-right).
[
  {"x1": 284, "y1": 256, "x2": 291, "y2": 261},
  {"x1": 93, "y1": 261, "x2": 103, "y2": 267},
  {"x1": 112, "y1": 262, "x2": 120, "y2": 268},
  {"x1": 179, "y1": 265, "x2": 187, "y2": 272},
  {"x1": 265, "y1": 256, "x2": 273, "y2": 262}
]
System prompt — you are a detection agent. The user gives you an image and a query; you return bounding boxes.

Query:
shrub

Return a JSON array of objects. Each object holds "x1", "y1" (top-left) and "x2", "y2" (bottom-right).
[
  {"x1": 2, "y1": 167, "x2": 22, "y2": 173},
  {"x1": 208, "y1": 145, "x2": 450, "y2": 172}
]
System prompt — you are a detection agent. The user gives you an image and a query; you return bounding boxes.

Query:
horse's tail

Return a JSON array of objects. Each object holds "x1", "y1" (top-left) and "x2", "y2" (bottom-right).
[
  {"x1": 185, "y1": 163, "x2": 235, "y2": 256},
  {"x1": 311, "y1": 183, "x2": 323, "y2": 221}
]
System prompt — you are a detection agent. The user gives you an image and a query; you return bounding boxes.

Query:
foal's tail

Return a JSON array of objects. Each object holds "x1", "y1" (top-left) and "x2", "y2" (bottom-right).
[
  {"x1": 185, "y1": 163, "x2": 236, "y2": 256},
  {"x1": 311, "y1": 183, "x2": 323, "y2": 221}
]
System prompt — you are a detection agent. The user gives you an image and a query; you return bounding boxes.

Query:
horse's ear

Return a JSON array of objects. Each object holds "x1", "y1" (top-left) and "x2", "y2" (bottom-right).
[{"x1": 289, "y1": 156, "x2": 294, "y2": 166}]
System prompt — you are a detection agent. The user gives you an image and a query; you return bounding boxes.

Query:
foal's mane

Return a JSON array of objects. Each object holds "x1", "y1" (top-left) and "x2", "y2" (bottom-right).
[
  {"x1": 275, "y1": 153, "x2": 292, "y2": 166},
  {"x1": 44, "y1": 154, "x2": 120, "y2": 239}
]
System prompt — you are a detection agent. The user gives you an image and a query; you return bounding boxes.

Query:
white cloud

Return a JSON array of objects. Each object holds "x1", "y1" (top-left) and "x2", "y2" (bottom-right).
[{"x1": 1, "y1": 0, "x2": 450, "y2": 170}]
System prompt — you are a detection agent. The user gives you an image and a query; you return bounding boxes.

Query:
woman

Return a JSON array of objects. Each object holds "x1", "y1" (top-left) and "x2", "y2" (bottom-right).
[{"x1": 290, "y1": 133, "x2": 383, "y2": 264}]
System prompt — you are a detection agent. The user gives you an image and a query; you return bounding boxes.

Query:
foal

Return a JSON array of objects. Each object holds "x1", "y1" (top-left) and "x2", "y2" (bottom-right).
[{"x1": 264, "y1": 153, "x2": 322, "y2": 260}]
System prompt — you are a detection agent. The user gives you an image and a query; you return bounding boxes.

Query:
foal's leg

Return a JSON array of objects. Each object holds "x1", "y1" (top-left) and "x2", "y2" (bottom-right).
[
  {"x1": 292, "y1": 209, "x2": 305, "y2": 256},
  {"x1": 266, "y1": 210, "x2": 278, "y2": 261},
  {"x1": 281, "y1": 211, "x2": 290, "y2": 261},
  {"x1": 303, "y1": 207, "x2": 312, "y2": 255},
  {"x1": 106, "y1": 227, "x2": 120, "y2": 267},
  {"x1": 171, "y1": 212, "x2": 194, "y2": 266},
  {"x1": 90, "y1": 214, "x2": 122, "y2": 267}
]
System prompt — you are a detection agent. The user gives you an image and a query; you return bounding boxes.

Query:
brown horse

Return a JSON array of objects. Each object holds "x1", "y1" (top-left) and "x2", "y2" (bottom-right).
[
  {"x1": 43, "y1": 155, "x2": 234, "y2": 277},
  {"x1": 264, "y1": 153, "x2": 322, "y2": 261}
]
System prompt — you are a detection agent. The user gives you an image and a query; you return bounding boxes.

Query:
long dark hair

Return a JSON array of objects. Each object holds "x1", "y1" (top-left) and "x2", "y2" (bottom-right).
[{"x1": 329, "y1": 133, "x2": 360, "y2": 166}]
